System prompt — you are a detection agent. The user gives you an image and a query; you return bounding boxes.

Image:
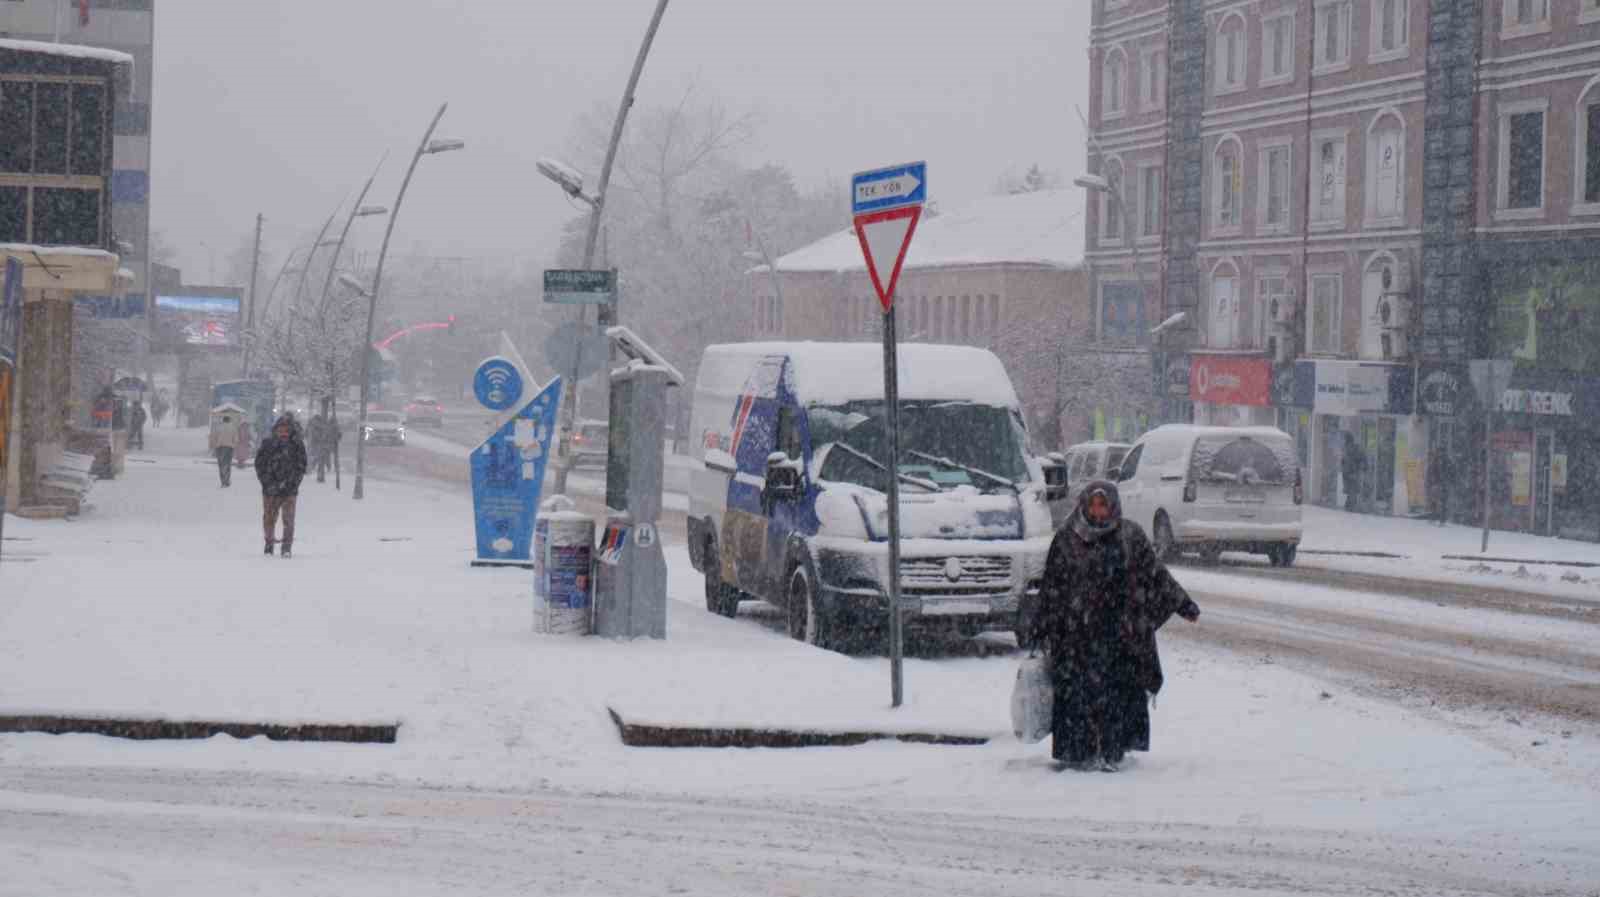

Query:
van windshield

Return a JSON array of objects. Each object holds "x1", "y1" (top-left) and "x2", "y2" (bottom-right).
[
  {"x1": 1188, "y1": 434, "x2": 1297, "y2": 486},
  {"x1": 810, "y1": 400, "x2": 1030, "y2": 492}
]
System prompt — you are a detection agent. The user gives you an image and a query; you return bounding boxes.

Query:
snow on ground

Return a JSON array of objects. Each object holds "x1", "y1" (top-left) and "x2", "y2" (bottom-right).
[
  {"x1": 2, "y1": 426, "x2": 1598, "y2": 891},
  {"x1": 1273, "y1": 505, "x2": 1600, "y2": 600}
]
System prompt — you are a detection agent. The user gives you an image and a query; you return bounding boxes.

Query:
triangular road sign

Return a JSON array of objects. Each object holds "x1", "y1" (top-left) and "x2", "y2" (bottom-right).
[{"x1": 853, "y1": 205, "x2": 922, "y2": 313}]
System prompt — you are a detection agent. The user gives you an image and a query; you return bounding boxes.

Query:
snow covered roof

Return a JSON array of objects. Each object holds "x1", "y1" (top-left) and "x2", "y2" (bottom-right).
[
  {"x1": 0, "y1": 244, "x2": 118, "y2": 261},
  {"x1": 0, "y1": 38, "x2": 135, "y2": 66},
  {"x1": 704, "y1": 341, "x2": 1021, "y2": 408},
  {"x1": 211, "y1": 402, "x2": 246, "y2": 415},
  {"x1": 767, "y1": 189, "x2": 1083, "y2": 274}
]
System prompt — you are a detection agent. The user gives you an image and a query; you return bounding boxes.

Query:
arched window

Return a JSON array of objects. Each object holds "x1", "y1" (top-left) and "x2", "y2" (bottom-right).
[
  {"x1": 1215, "y1": 13, "x2": 1247, "y2": 92},
  {"x1": 1209, "y1": 259, "x2": 1241, "y2": 349},
  {"x1": 1100, "y1": 157, "x2": 1125, "y2": 243},
  {"x1": 1212, "y1": 136, "x2": 1243, "y2": 231},
  {"x1": 1366, "y1": 110, "x2": 1405, "y2": 223},
  {"x1": 1103, "y1": 47, "x2": 1127, "y2": 117},
  {"x1": 1575, "y1": 76, "x2": 1600, "y2": 210}
]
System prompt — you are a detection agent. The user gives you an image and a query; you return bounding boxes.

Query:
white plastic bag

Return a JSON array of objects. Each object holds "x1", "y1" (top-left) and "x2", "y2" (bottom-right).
[{"x1": 1010, "y1": 653, "x2": 1053, "y2": 743}]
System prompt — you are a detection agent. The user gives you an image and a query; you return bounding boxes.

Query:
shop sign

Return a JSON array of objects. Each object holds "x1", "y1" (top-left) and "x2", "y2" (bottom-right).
[
  {"x1": 1496, "y1": 389, "x2": 1574, "y2": 416},
  {"x1": 1417, "y1": 363, "x2": 1466, "y2": 417},
  {"x1": 1189, "y1": 355, "x2": 1272, "y2": 407},
  {"x1": 1308, "y1": 360, "x2": 1412, "y2": 417}
]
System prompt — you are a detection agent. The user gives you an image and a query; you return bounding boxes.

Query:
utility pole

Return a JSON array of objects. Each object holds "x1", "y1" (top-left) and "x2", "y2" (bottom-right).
[
  {"x1": 551, "y1": 0, "x2": 670, "y2": 498},
  {"x1": 242, "y1": 213, "x2": 262, "y2": 377}
]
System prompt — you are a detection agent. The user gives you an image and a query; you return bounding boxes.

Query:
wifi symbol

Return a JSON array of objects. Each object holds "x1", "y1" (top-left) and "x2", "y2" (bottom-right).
[{"x1": 479, "y1": 362, "x2": 520, "y2": 408}]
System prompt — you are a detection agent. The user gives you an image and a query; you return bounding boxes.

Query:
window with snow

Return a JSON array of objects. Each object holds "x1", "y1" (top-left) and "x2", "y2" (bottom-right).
[
  {"x1": 1367, "y1": 115, "x2": 1405, "y2": 223},
  {"x1": 1260, "y1": 142, "x2": 1292, "y2": 232},
  {"x1": 1498, "y1": 102, "x2": 1546, "y2": 213},
  {"x1": 1139, "y1": 163, "x2": 1162, "y2": 238},
  {"x1": 1310, "y1": 273, "x2": 1343, "y2": 355},
  {"x1": 1213, "y1": 140, "x2": 1242, "y2": 231},
  {"x1": 1580, "y1": 89, "x2": 1600, "y2": 207},
  {"x1": 1100, "y1": 159, "x2": 1124, "y2": 243},
  {"x1": 1103, "y1": 50, "x2": 1126, "y2": 118},
  {"x1": 1372, "y1": 0, "x2": 1408, "y2": 58},
  {"x1": 1262, "y1": 12, "x2": 1295, "y2": 84},
  {"x1": 1215, "y1": 14, "x2": 1246, "y2": 93},
  {"x1": 1256, "y1": 274, "x2": 1289, "y2": 350},
  {"x1": 1315, "y1": 1, "x2": 1352, "y2": 71},
  {"x1": 1312, "y1": 132, "x2": 1348, "y2": 227},
  {"x1": 1139, "y1": 47, "x2": 1165, "y2": 111},
  {"x1": 1504, "y1": 0, "x2": 1550, "y2": 33}
]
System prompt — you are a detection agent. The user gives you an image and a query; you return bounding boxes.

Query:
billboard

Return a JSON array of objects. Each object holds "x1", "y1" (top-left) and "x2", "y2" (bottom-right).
[{"x1": 156, "y1": 294, "x2": 240, "y2": 347}]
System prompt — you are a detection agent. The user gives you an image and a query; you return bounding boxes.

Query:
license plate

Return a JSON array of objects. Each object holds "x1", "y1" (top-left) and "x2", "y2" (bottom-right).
[
  {"x1": 1225, "y1": 489, "x2": 1265, "y2": 503},
  {"x1": 920, "y1": 599, "x2": 991, "y2": 616}
]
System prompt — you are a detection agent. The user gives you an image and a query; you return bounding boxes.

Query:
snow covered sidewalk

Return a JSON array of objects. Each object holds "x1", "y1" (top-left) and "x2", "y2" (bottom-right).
[{"x1": 1, "y1": 426, "x2": 1598, "y2": 891}]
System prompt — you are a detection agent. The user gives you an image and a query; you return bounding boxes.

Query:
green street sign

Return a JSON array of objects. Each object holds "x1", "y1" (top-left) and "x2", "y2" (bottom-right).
[{"x1": 544, "y1": 269, "x2": 616, "y2": 305}]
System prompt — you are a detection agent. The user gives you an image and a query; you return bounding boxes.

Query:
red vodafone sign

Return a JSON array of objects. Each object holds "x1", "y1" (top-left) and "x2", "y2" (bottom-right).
[{"x1": 1190, "y1": 355, "x2": 1272, "y2": 406}]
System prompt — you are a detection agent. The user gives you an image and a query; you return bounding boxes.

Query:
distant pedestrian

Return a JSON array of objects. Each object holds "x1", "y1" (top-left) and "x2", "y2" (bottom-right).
[
  {"x1": 1028, "y1": 481, "x2": 1200, "y2": 772},
  {"x1": 1427, "y1": 450, "x2": 1449, "y2": 526},
  {"x1": 129, "y1": 400, "x2": 147, "y2": 450},
  {"x1": 150, "y1": 391, "x2": 168, "y2": 428},
  {"x1": 207, "y1": 404, "x2": 243, "y2": 487},
  {"x1": 1341, "y1": 432, "x2": 1363, "y2": 513},
  {"x1": 255, "y1": 414, "x2": 308, "y2": 558},
  {"x1": 308, "y1": 412, "x2": 339, "y2": 483}
]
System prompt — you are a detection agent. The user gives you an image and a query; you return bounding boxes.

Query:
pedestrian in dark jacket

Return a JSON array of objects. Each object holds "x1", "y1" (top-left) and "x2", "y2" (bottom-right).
[
  {"x1": 129, "y1": 400, "x2": 147, "y2": 450},
  {"x1": 255, "y1": 414, "x2": 308, "y2": 558},
  {"x1": 1028, "y1": 480, "x2": 1200, "y2": 771}
]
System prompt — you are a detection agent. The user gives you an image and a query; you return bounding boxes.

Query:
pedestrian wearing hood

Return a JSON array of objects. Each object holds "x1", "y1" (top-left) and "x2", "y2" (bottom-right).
[
  {"x1": 255, "y1": 415, "x2": 308, "y2": 558},
  {"x1": 1028, "y1": 480, "x2": 1200, "y2": 771}
]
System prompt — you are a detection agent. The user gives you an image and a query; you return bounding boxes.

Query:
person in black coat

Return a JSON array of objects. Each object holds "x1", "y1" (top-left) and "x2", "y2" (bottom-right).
[
  {"x1": 256, "y1": 414, "x2": 308, "y2": 558},
  {"x1": 1028, "y1": 480, "x2": 1200, "y2": 771}
]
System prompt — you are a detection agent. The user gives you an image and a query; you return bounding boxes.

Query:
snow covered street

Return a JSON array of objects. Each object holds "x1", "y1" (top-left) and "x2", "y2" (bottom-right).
[{"x1": 2, "y1": 427, "x2": 1598, "y2": 894}]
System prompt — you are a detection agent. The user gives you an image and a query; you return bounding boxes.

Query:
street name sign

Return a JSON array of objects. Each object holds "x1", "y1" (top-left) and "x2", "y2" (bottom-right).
[
  {"x1": 850, "y1": 161, "x2": 928, "y2": 710},
  {"x1": 544, "y1": 269, "x2": 616, "y2": 305}
]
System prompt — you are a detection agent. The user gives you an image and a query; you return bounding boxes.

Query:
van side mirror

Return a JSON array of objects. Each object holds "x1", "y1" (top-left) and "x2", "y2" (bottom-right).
[
  {"x1": 1107, "y1": 466, "x2": 1124, "y2": 482},
  {"x1": 764, "y1": 451, "x2": 802, "y2": 503},
  {"x1": 1041, "y1": 457, "x2": 1069, "y2": 501}
]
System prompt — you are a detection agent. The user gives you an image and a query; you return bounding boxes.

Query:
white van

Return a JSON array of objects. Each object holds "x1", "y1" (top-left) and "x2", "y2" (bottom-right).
[
  {"x1": 1114, "y1": 424, "x2": 1303, "y2": 566},
  {"x1": 687, "y1": 342, "x2": 1067, "y2": 651}
]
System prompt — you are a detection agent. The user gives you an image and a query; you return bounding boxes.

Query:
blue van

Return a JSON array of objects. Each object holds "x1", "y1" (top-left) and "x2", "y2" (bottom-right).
[{"x1": 687, "y1": 342, "x2": 1065, "y2": 652}]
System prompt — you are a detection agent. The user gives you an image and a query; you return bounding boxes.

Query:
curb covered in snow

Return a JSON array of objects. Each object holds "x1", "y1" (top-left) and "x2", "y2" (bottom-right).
[
  {"x1": 0, "y1": 715, "x2": 399, "y2": 744},
  {"x1": 606, "y1": 707, "x2": 989, "y2": 749}
]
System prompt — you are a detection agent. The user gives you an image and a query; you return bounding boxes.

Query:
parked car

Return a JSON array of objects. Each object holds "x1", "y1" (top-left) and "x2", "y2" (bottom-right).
[
  {"x1": 362, "y1": 411, "x2": 406, "y2": 447},
  {"x1": 572, "y1": 419, "x2": 608, "y2": 468},
  {"x1": 1063, "y1": 441, "x2": 1132, "y2": 504},
  {"x1": 686, "y1": 341, "x2": 1067, "y2": 651},
  {"x1": 1115, "y1": 425, "x2": 1302, "y2": 566},
  {"x1": 404, "y1": 396, "x2": 444, "y2": 428}
]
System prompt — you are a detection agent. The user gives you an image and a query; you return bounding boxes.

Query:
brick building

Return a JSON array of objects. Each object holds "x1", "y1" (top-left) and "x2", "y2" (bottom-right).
[
  {"x1": 1089, "y1": 0, "x2": 1600, "y2": 534},
  {"x1": 752, "y1": 189, "x2": 1095, "y2": 450}
]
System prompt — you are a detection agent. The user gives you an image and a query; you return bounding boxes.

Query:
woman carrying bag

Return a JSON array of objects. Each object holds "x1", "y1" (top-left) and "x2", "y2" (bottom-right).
[{"x1": 1022, "y1": 481, "x2": 1200, "y2": 771}]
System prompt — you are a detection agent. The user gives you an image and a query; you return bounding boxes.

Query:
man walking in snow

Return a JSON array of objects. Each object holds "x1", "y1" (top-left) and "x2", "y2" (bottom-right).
[
  {"x1": 129, "y1": 400, "x2": 147, "y2": 450},
  {"x1": 208, "y1": 406, "x2": 242, "y2": 487},
  {"x1": 1028, "y1": 481, "x2": 1200, "y2": 771},
  {"x1": 256, "y1": 415, "x2": 308, "y2": 558}
]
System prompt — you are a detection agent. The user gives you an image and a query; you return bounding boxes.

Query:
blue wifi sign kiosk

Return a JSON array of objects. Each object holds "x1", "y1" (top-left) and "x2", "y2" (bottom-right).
[{"x1": 470, "y1": 339, "x2": 562, "y2": 567}]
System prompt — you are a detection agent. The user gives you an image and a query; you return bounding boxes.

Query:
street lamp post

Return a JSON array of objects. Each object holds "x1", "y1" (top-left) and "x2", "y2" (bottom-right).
[
  {"x1": 542, "y1": 0, "x2": 671, "y2": 498},
  {"x1": 1075, "y1": 172, "x2": 1170, "y2": 425},
  {"x1": 352, "y1": 103, "x2": 463, "y2": 501}
]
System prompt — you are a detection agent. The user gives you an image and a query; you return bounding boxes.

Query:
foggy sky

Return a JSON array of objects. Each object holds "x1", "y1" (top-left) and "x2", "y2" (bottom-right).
[{"x1": 153, "y1": 0, "x2": 1089, "y2": 284}]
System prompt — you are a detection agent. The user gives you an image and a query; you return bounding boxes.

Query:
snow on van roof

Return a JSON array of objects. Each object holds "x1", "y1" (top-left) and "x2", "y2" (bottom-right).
[
  {"x1": 763, "y1": 189, "x2": 1083, "y2": 274},
  {"x1": 0, "y1": 39, "x2": 135, "y2": 66},
  {"x1": 702, "y1": 341, "x2": 1020, "y2": 408}
]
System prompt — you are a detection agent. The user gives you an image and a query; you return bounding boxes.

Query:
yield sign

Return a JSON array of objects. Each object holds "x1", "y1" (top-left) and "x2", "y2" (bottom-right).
[{"x1": 853, "y1": 205, "x2": 922, "y2": 313}]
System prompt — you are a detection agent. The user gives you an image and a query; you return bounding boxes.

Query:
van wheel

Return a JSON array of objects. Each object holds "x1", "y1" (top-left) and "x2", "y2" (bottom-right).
[
  {"x1": 1153, "y1": 514, "x2": 1179, "y2": 562},
  {"x1": 1269, "y1": 544, "x2": 1298, "y2": 568},
  {"x1": 1198, "y1": 544, "x2": 1223, "y2": 566},
  {"x1": 703, "y1": 541, "x2": 739, "y2": 618},
  {"x1": 787, "y1": 563, "x2": 835, "y2": 651}
]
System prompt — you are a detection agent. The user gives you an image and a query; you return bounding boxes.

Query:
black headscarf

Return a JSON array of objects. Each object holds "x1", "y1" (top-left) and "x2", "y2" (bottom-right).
[{"x1": 1069, "y1": 479, "x2": 1123, "y2": 543}]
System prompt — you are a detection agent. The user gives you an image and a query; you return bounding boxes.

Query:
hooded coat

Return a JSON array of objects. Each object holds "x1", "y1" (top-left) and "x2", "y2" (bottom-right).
[
  {"x1": 255, "y1": 415, "x2": 308, "y2": 497},
  {"x1": 1028, "y1": 480, "x2": 1199, "y2": 765}
]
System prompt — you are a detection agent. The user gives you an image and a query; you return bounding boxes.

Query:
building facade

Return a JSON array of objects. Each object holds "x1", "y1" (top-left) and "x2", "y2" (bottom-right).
[
  {"x1": 1091, "y1": 0, "x2": 1600, "y2": 532},
  {"x1": 2, "y1": 0, "x2": 156, "y2": 319},
  {"x1": 0, "y1": 38, "x2": 130, "y2": 515}
]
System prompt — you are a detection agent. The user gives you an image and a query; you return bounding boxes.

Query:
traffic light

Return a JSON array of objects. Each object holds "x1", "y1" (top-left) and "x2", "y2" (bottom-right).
[{"x1": 446, "y1": 314, "x2": 456, "y2": 336}]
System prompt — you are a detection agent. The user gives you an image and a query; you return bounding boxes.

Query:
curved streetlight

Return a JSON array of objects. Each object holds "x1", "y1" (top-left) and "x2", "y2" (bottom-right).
[
  {"x1": 543, "y1": 0, "x2": 671, "y2": 497},
  {"x1": 352, "y1": 104, "x2": 463, "y2": 500}
]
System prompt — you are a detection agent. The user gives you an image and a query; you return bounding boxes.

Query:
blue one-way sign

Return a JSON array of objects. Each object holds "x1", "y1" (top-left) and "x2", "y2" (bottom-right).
[{"x1": 851, "y1": 161, "x2": 927, "y2": 216}]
